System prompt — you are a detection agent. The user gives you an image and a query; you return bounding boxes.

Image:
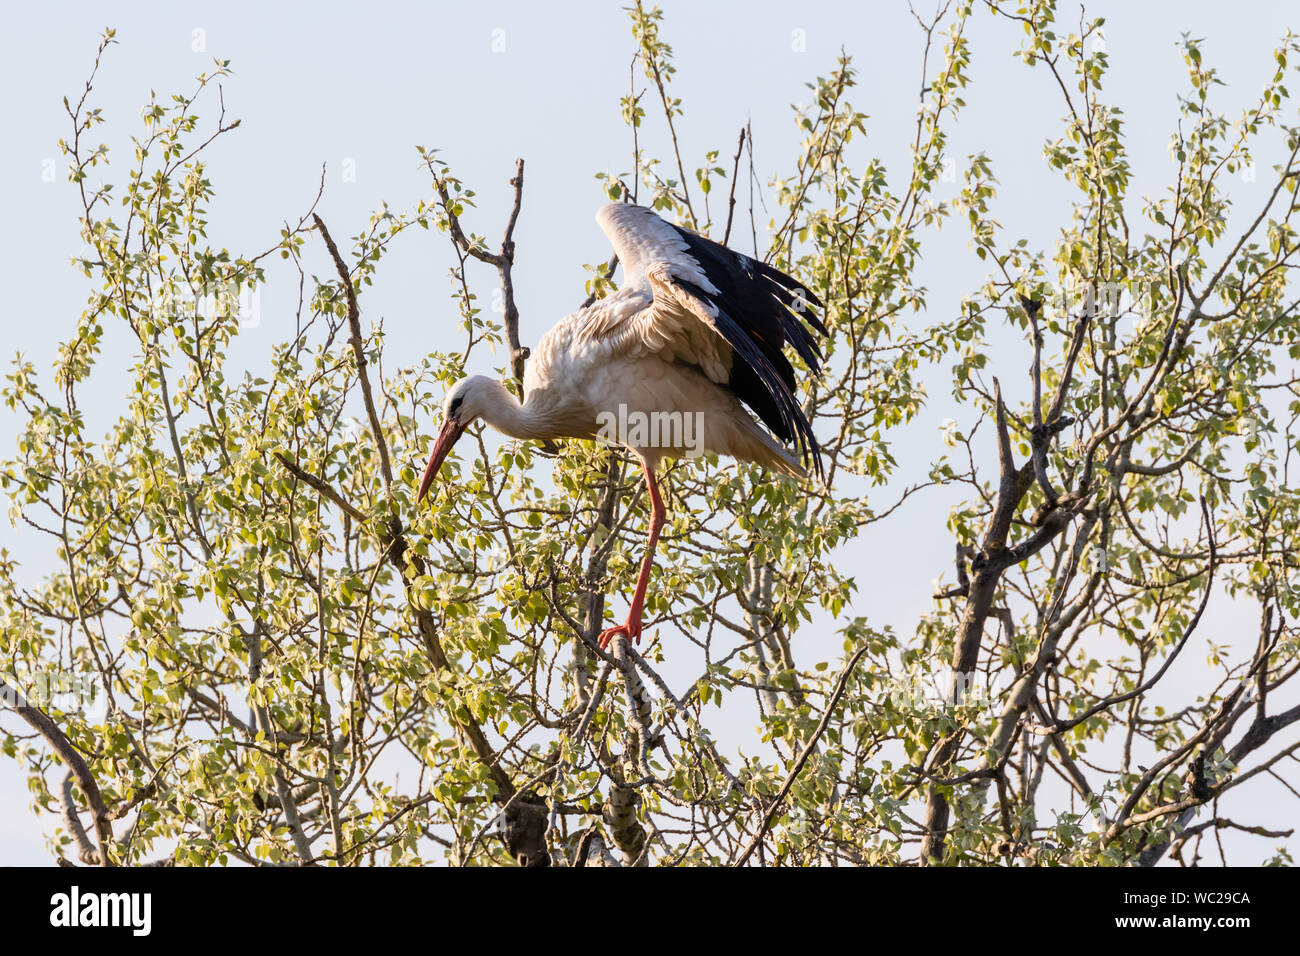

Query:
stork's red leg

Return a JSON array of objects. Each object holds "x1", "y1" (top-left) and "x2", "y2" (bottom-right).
[{"x1": 599, "y1": 460, "x2": 666, "y2": 651}]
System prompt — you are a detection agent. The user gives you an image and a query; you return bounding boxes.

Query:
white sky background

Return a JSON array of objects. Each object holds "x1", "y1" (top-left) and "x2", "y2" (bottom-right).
[{"x1": 1, "y1": 0, "x2": 1297, "y2": 865}]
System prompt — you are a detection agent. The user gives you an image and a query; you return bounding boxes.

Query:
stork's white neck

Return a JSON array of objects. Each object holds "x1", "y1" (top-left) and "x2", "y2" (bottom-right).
[{"x1": 475, "y1": 379, "x2": 572, "y2": 442}]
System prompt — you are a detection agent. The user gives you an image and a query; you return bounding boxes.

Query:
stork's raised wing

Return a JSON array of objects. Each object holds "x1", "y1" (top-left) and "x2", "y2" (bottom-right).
[{"x1": 590, "y1": 202, "x2": 827, "y2": 475}]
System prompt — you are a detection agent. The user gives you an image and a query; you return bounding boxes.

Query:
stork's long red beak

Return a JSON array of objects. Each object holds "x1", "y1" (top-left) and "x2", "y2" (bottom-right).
[{"x1": 417, "y1": 418, "x2": 465, "y2": 504}]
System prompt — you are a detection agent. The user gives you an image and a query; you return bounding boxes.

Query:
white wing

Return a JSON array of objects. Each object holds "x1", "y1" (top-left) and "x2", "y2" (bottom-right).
[
  {"x1": 577, "y1": 204, "x2": 730, "y2": 383},
  {"x1": 578, "y1": 202, "x2": 828, "y2": 473}
]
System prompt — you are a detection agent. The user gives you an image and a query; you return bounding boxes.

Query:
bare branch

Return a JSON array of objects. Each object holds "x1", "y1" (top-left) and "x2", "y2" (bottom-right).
[
  {"x1": 274, "y1": 452, "x2": 367, "y2": 523},
  {"x1": 432, "y1": 160, "x2": 529, "y2": 390},
  {"x1": 1, "y1": 680, "x2": 113, "y2": 866},
  {"x1": 734, "y1": 645, "x2": 869, "y2": 866},
  {"x1": 722, "y1": 127, "x2": 746, "y2": 245},
  {"x1": 312, "y1": 214, "x2": 393, "y2": 490}
]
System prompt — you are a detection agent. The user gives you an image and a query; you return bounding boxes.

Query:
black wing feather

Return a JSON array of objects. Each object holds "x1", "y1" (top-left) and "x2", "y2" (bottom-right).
[{"x1": 669, "y1": 225, "x2": 827, "y2": 477}]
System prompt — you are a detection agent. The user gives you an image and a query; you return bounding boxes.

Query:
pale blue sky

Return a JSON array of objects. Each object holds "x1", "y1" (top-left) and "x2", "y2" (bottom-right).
[{"x1": 2, "y1": 1, "x2": 1297, "y2": 864}]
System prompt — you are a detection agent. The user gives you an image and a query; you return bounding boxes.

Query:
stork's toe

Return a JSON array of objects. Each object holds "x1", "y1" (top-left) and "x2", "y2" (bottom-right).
[{"x1": 597, "y1": 621, "x2": 641, "y2": 651}]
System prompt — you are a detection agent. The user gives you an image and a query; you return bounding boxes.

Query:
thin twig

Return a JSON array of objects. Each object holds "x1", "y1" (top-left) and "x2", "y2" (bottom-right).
[
  {"x1": 312, "y1": 214, "x2": 393, "y2": 490},
  {"x1": 431, "y1": 160, "x2": 529, "y2": 391},
  {"x1": 733, "y1": 645, "x2": 869, "y2": 866},
  {"x1": 274, "y1": 452, "x2": 367, "y2": 523},
  {"x1": 2, "y1": 679, "x2": 114, "y2": 866},
  {"x1": 723, "y1": 127, "x2": 746, "y2": 245}
]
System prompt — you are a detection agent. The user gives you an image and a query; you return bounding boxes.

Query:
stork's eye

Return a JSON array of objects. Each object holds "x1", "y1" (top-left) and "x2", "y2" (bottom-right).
[{"x1": 448, "y1": 396, "x2": 464, "y2": 420}]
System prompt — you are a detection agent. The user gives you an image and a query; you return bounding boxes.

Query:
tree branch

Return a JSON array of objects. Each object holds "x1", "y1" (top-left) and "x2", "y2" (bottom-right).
[
  {"x1": 432, "y1": 160, "x2": 529, "y2": 390},
  {"x1": 274, "y1": 452, "x2": 367, "y2": 523},
  {"x1": 733, "y1": 645, "x2": 869, "y2": 866},
  {"x1": 2, "y1": 679, "x2": 113, "y2": 865},
  {"x1": 312, "y1": 213, "x2": 393, "y2": 490}
]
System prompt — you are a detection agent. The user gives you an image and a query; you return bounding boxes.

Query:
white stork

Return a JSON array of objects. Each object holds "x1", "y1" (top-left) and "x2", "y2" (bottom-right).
[{"x1": 417, "y1": 202, "x2": 826, "y2": 651}]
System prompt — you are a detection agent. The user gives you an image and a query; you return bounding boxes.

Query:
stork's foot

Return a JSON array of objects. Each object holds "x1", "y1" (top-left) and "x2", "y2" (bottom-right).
[{"x1": 597, "y1": 619, "x2": 642, "y2": 651}]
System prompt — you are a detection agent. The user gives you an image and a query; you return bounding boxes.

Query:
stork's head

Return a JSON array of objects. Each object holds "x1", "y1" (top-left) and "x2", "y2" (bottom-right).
[{"x1": 416, "y1": 376, "x2": 495, "y2": 503}]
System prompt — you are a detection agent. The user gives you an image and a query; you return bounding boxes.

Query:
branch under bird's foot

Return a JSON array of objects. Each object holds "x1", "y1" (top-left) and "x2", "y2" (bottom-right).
[{"x1": 598, "y1": 619, "x2": 642, "y2": 651}]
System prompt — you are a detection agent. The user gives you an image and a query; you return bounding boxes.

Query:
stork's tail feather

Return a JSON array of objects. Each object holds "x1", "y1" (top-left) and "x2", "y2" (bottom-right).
[{"x1": 729, "y1": 415, "x2": 808, "y2": 478}]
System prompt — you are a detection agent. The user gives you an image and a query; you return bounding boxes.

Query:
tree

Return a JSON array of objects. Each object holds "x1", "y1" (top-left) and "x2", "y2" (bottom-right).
[{"x1": 2, "y1": 1, "x2": 1298, "y2": 867}]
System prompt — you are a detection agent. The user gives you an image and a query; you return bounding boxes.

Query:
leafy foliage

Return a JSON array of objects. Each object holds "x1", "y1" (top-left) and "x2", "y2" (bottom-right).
[{"x1": 2, "y1": 3, "x2": 1299, "y2": 866}]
